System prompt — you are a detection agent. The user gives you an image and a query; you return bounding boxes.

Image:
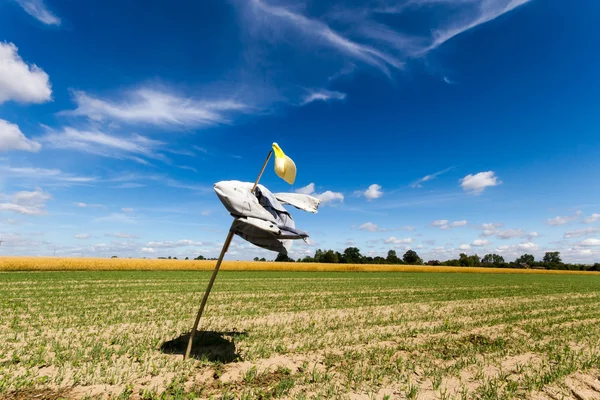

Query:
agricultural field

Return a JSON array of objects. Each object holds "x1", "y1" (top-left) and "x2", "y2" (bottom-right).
[{"x1": 0, "y1": 269, "x2": 599, "y2": 399}]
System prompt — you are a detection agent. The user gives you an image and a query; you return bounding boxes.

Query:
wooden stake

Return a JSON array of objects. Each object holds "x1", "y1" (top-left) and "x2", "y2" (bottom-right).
[{"x1": 184, "y1": 150, "x2": 273, "y2": 359}]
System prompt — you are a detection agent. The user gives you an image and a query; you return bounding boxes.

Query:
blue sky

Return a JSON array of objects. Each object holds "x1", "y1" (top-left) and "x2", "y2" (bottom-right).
[{"x1": 1, "y1": 0, "x2": 599, "y2": 262}]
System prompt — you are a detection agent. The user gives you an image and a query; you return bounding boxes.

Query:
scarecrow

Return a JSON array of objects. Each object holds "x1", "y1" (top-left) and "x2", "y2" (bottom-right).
[{"x1": 185, "y1": 143, "x2": 320, "y2": 358}]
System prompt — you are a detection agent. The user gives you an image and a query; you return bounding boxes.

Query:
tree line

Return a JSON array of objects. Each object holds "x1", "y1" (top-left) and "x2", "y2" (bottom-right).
[{"x1": 269, "y1": 247, "x2": 600, "y2": 272}]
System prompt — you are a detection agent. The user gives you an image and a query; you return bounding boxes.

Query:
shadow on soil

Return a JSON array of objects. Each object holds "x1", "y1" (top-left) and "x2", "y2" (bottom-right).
[{"x1": 160, "y1": 330, "x2": 247, "y2": 363}]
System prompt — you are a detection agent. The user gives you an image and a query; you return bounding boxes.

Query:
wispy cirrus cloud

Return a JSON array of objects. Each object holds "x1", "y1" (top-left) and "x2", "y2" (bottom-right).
[
  {"x1": 301, "y1": 89, "x2": 346, "y2": 105},
  {"x1": 40, "y1": 127, "x2": 166, "y2": 164},
  {"x1": 240, "y1": 0, "x2": 531, "y2": 79},
  {"x1": 246, "y1": 0, "x2": 405, "y2": 76},
  {"x1": 60, "y1": 88, "x2": 250, "y2": 128},
  {"x1": 15, "y1": 0, "x2": 61, "y2": 25},
  {"x1": 410, "y1": 167, "x2": 453, "y2": 188},
  {"x1": 0, "y1": 165, "x2": 94, "y2": 184},
  {"x1": 424, "y1": 0, "x2": 532, "y2": 53}
]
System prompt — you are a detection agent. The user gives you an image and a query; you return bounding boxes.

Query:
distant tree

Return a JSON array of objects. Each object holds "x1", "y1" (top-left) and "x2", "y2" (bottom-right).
[
  {"x1": 427, "y1": 260, "x2": 441, "y2": 266},
  {"x1": 260, "y1": 257, "x2": 266, "y2": 262},
  {"x1": 458, "y1": 253, "x2": 480, "y2": 267},
  {"x1": 253, "y1": 257, "x2": 260, "y2": 261},
  {"x1": 195, "y1": 255, "x2": 205, "y2": 260},
  {"x1": 482, "y1": 254, "x2": 504, "y2": 265},
  {"x1": 386, "y1": 250, "x2": 401, "y2": 264},
  {"x1": 185, "y1": 257, "x2": 189, "y2": 260},
  {"x1": 173, "y1": 257, "x2": 178, "y2": 260},
  {"x1": 516, "y1": 254, "x2": 535, "y2": 264},
  {"x1": 342, "y1": 247, "x2": 362, "y2": 264},
  {"x1": 403, "y1": 250, "x2": 423, "y2": 265},
  {"x1": 373, "y1": 256, "x2": 386, "y2": 264},
  {"x1": 111, "y1": 255, "x2": 118, "y2": 258},
  {"x1": 168, "y1": 256, "x2": 172, "y2": 260},
  {"x1": 313, "y1": 249, "x2": 324, "y2": 263},
  {"x1": 322, "y1": 250, "x2": 339, "y2": 263},
  {"x1": 275, "y1": 253, "x2": 295, "y2": 262},
  {"x1": 543, "y1": 251, "x2": 561, "y2": 264},
  {"x1": 443, "y1": 258, "x2": 460, "y2": 266}
]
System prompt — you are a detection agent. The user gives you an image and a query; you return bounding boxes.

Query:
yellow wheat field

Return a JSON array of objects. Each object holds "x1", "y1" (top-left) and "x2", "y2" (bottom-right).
[{"x1": 1, "y1": 256, "x2": 599, "y2": 275}]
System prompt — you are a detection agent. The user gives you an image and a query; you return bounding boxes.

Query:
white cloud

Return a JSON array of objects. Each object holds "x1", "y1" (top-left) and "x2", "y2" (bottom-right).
[
  {"x1": 471, "y1": 239, "x2": 489, "y2": 247},
  {"x1": 477, "y1": 223, "x2": 538, "y2": 241},
  {"x1": 295, "y1": 183, "x2": 315, "y2": 195},
  {"x1": 361, "y1": 184, "x2": 383, "y2": 200},
  {"x1": 580, "y1": 239, "x2": 600, "y2": 247},
  {"x1": 410, "y1": 167, "x2": 452, "y2": 188},
  {"x1": 74, "y1": 202, "x2": 104, "y2": 208},
  {"x1": 146, "y1": 239, "x2": 203, "y2": 248},
  {"x1": 75, "y1": 233, "x2": 91, "y2": 239},
  {"x1": 0, "y1": 42, "x2": 52, "y2": 104},
  {"x1": 93, "y1": 213, "x2": 136, "y2": 224},
  {"x1": 105, "y1": 233, "x2": 138, "y2": 239},
  {"x1": 0, "y1": 119, "x2": 41, "y2": 152},
  {"x1": 359, "y1": 222, "x2": 379, "y2": 232},
  {"x1": 141, "y1": 247, "x2": 156, "y2": 254},
  {"x1": 15, "y1": 0, "x2": 61, "y2": 25},
  {"x1": 460, "y1": 171, "x2": 501, "y2": 194},
  {"x1": 301, "y1": 89, "x2": 346, "y2": 105},
  {"x1": 41, "y1": 127, "x2": 166, "y2": 164},
  {"x1": 426, "y1": 0, "x2": 532, "y2": 52},
  {"x1": 563, "y1": 227, "x2": 599, "y2": 239},
  {"x1": 357, "y1": 222, "x2": 414, "y2": 233},
  {"x1": 582, "y1": 213, "x2": 600, "y2": 224},
  {"x1": 60, "y1": 88, "x2": 249, "y2": 128},
  {"x1": 480, "y1": 222, "x2": 504, "y2": 231},
  {"x1": 384, "y1": 236, "x2": 413, "y2": 245},
  {"x1": 450, "y1": 220, "x2": 467, "y2": 227},
  {"x1": 295, "y1": 182, "x2": 343, "y2": 205},
  {"x1": 247, "y1": 0, "x2": 405, "y2": 76},
  {"x1": 517, "y1": 242, "x2": 538, "y2": 251},
  {"x1": 432, "y1": 219, "x2": 466, "y2": 230},
  {"x1": 241, "y1": 0, "x2": 530, "y2": 80},
  {"x1": 0, "y1": 187, "x2": 51, "y2": 215},
  {"x1": 495, "y1": 229, "x2": 525, "y2": 239},
  {"x1": 546, "y1": 211, "x2": 581, "y2": 226},
  {"x1": 0, "y1": 165, "x2": 94, "y2": 183},
  {"x1": 121, "y1": 208, "x2": 134, "y2": 213},
  {"x1": 459, "y1": 244, "x2": 471, "y2": 250},
  {"x1": 314, "y1": 190, "x2": 344, "y2": 205}
]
